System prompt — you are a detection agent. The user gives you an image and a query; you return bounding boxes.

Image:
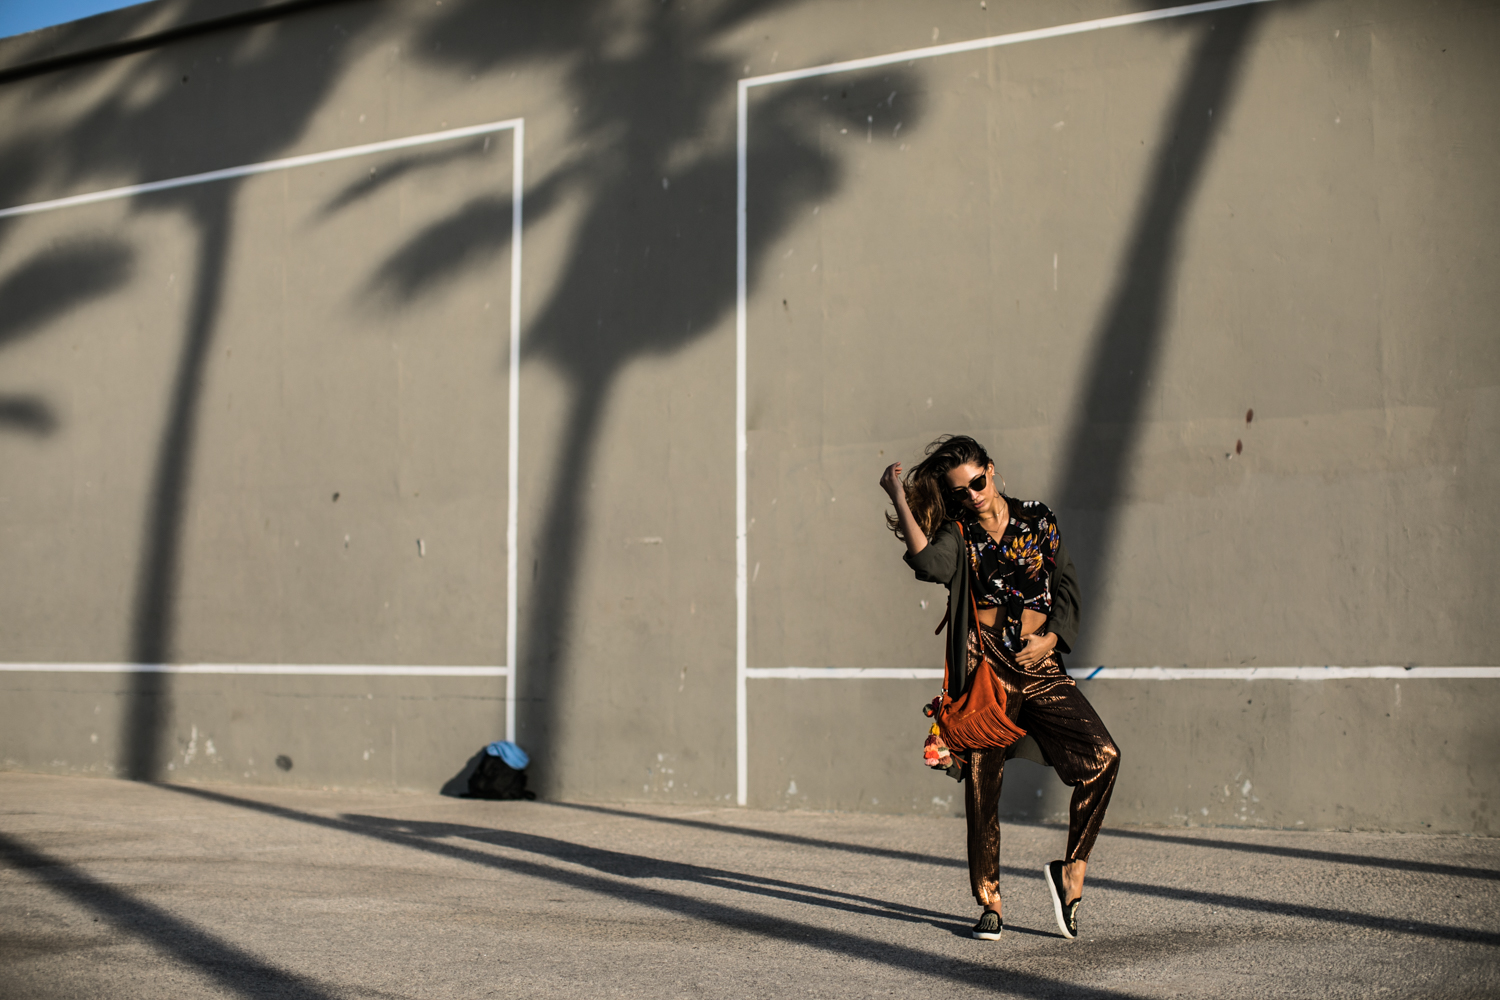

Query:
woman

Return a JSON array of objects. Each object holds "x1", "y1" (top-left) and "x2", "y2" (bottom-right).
[{"x1": 879, "y1": 435, "x2": 1119, "y2": 942}]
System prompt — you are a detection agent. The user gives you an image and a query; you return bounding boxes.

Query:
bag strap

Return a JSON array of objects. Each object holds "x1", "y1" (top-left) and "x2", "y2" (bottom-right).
[
  {"x1": 939, "y1": 521, "x2": 981, "y2": 696},
  {"x1": 942, "y1": 520, "x2": 994, "y2": 698},
  {"x1": 940, "y1": 522, "x2": 961, "y2": 696}
]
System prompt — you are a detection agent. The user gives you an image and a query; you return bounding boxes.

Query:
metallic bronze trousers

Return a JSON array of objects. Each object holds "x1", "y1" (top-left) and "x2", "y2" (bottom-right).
[{"x1": 964, "y1": 624, "x2": 1120, "y2": 907}]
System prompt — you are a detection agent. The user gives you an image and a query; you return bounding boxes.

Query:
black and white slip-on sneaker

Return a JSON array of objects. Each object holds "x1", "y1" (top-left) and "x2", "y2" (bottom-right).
[
  {"x1": 1043, "y1": 861, "x2": 1080, "y2": 939},
  {"x1": 971, "y1": 909, "x2": 1003, "y2": 941}
]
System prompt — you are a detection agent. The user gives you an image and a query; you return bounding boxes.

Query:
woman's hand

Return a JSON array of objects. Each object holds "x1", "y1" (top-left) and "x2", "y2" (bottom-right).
[
  {"x1": 1015, "y1": 631, "x2": 1058, "y2": 668},
  {"x1": 880, "y1": 461, "x2": 928, "y2": 556},
  {"x1": 879, "y1": 462, "x2": 905, "y2": 502}
]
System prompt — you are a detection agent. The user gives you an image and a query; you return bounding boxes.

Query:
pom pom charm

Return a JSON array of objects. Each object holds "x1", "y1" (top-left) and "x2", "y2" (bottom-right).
[
  {"x1": 923, "y1": 726, "x2": 954, "y2": 771},
  {"x1": 922, "y1": 698, "x2": 964, "y2": 778}
]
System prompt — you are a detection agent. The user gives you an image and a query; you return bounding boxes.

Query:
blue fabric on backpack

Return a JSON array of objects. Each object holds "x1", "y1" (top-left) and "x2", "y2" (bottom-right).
[{"x1": 485, "y1": 741, "x2": 529, "y2": 770}]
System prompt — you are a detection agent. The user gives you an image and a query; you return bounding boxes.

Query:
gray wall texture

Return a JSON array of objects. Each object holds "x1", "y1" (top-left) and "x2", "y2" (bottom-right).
[{"x1": 0, "y1": 0, "x2": 1496, "y2": 832}]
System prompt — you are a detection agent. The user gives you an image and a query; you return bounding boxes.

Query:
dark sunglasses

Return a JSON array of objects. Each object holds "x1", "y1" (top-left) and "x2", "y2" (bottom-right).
[{"x1": 946, "y1": 473, "x2": 987, "y2": 501}]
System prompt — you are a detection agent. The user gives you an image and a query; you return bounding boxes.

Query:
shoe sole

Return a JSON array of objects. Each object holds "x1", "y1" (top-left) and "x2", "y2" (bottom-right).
[
  {"x1": 971, "y1": 930, "x2": 1003, "y2": 941},
  {"x1": 1043, "y1": 862, "x2": 1076, "y2": 939}
]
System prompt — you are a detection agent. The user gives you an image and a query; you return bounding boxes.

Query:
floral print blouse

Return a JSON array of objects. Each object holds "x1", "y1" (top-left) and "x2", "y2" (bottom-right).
[{"x1": 958, "y1": 498, "x2": 1062, "y2": 654}]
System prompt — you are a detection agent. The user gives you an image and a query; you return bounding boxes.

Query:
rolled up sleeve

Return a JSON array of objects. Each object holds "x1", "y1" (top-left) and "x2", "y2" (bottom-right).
[{"x1": 904, "y1": 523, "x2": 960, "y2": 584}]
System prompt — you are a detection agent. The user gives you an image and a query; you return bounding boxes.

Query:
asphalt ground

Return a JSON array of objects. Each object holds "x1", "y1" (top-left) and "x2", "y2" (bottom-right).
[{"x1": 1, "y1": 773, "x2": 1497, "y2": 999}]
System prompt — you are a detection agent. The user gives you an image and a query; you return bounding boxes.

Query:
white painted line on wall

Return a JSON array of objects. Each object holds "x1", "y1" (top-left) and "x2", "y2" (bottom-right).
[
  {"x1": 0, "y1": 663, "x2": 510, "y2": 677},
  {"x1": 735, "y1": 80, "x2": 751, "y2": 809},
  {"x1": 505, "y1": 120, "x2": 525, "y2": 745},
  {"x1": 734, "y1": 0, "x2": 1285, "y2": 804},
  {"x1": 0, "y1": 119, "x2": 526, "y2": 740},
  {"x1": 0, "y1": 119, "x2": 525, "y2": 219},
  {"x1": 1074, "y1": 666, "x2": 1500, "y2": 680},
  {"x1": 744, "y1": 666, "x2": 1500, "y2": 681},
  {"x1": 740, "y1": 0, "x2": 1281, "y2": 91},
  {"x1": 747, "y1": 667, "x2": 945, "y2": 680}
]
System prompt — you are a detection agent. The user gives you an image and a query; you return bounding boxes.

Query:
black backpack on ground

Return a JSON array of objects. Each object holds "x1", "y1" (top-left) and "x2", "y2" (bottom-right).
[{"x1": 465, "y1": 754, "x2": 535, "y2": 800}]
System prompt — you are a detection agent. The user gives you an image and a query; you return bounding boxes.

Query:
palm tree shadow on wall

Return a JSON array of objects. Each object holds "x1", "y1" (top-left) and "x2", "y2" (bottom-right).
[
  {"x1": 358, "y1": 0, "x2": 925, "y2": 789},
  {"x1": 124, "y1": 7, "x2": 387, "y2": 780},
  {"x1": 0, "y1": 239, "x2": 134, "y2": 434},
  {"x1": 0, "y1": 0, "x2": 1275, "y2": 788},
  {"x1": 0, "y1": 0, "x2": 383, "y2": 779},
  {"x1": 1056, "y1": 4, "x2": 1278, "y2": 666}
]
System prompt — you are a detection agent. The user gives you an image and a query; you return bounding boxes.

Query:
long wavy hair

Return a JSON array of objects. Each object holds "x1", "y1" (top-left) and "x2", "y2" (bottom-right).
[{"x1": 886, "y1": 435, "x2": 998, "y2": 542}]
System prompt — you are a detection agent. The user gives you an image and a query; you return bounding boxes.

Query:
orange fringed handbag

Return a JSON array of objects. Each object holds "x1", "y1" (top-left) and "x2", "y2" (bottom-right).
[{"x1": 925, "y1": 526, "x2": 1028, "y2": 756}]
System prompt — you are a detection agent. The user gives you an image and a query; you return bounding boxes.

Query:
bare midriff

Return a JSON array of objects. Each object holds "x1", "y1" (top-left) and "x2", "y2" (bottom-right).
[{"x1": 975, "y1": 606, "x2": 1048, "y2": 638}]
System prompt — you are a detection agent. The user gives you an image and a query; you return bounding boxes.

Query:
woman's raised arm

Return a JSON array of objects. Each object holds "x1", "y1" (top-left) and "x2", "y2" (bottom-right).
[{"x1": 879, "y1": 462, "x2": 928, "y2": 557}]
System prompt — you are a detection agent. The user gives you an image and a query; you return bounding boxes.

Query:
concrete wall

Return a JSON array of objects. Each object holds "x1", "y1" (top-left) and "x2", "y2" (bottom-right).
[{"x1": 1, "y1": 0, "x2": 1496, "y2": 832}]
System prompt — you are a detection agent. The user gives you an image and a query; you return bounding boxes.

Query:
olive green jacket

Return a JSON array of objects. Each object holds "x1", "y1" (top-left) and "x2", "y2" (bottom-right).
[{"x1": 903, "y1": 515, "x2": 1082, "y2": 766}]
